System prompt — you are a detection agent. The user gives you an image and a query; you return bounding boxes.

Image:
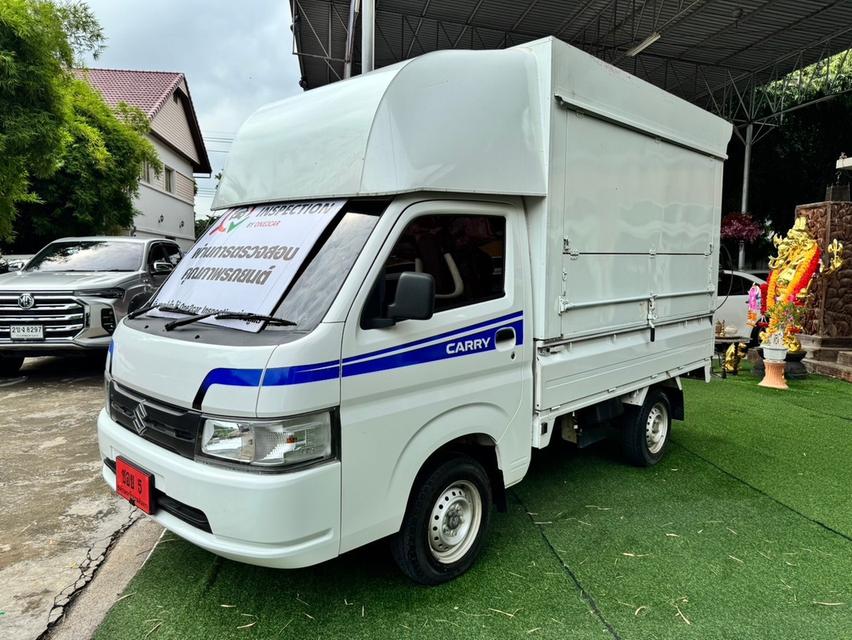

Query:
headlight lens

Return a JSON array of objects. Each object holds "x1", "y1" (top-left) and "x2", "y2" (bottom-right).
[
  {"x1": 201, "y1": 412, "x2": 332, "y2": 468},
  {"x1": 73, "y1": 288, "x2": 125, "y2": 299}
]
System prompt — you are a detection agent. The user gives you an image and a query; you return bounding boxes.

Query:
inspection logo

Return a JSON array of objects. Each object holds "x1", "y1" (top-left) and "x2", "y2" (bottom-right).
[{"x1": 209, "y1": 210, "x2": 251, "y2": 235}]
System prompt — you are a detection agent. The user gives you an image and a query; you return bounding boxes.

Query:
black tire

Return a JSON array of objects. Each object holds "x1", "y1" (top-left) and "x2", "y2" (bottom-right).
[
  {"x1": 391, "y1": 455, "x2": 492, "y2": 585},
  {"x1": 0, "y1": 356, "x2": 24, "y2": 377},
  {"x1": 621, "y1": 389, "x2": 672, "y2": 466}
]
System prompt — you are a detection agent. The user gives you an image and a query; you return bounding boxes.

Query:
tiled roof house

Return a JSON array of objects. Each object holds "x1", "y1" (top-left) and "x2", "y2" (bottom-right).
[{"x1": 75, "y1": 68, "x2": 211, "y2": 248}]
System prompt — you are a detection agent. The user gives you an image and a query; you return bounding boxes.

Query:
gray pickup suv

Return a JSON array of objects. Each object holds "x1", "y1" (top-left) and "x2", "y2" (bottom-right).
[{"x1": 0, "y1": 236, "x2": 182, "y2": 375}]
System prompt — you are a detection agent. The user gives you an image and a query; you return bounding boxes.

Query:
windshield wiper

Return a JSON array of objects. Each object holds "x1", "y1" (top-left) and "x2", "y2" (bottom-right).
[
  {"x1": 164, "y1": 311, "x2": 297, "y2": 331},
  {"x1": 127, "y1": 303, "x2": 189, "y2": 320}
]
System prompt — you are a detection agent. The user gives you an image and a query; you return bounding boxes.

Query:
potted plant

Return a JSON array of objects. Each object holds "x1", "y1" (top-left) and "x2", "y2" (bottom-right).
[{"x1": 760, "y1": 331, "x2": 788, "y2": 363}]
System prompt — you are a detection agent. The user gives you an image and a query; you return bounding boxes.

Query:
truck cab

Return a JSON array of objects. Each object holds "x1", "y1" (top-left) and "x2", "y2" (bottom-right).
[{"x1": 98, "y1": 38, "x2": 730, "y2": 584}]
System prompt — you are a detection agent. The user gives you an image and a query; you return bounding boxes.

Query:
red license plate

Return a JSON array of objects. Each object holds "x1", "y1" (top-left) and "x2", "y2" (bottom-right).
[{"x1": 115, "y1": 457, "x2": 155, "y2": 514}]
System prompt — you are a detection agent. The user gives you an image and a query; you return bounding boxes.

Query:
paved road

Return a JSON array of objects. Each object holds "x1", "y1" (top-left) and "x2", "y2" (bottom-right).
[{"x1": 0, "y1": 356, "x2": 137, "y2": 640}]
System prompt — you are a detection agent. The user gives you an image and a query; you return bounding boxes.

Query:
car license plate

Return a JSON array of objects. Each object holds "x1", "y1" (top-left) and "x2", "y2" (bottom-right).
[
  {"x1": 115, "y1": 457, "x2": 155, "y2": 514},
  {"x1": 10, "y1": 325, "x2": 43, "y2": 340}
]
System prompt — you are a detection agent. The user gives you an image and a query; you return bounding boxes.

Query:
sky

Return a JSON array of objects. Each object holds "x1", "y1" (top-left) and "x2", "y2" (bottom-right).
[{"x1": 83, "y1": 0, "x2": 303, "y2": 218}]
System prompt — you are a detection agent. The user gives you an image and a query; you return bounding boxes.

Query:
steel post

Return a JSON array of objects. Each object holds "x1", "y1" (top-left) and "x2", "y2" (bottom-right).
[
  {"x1": 344, "y1": 0, "x2": 360, "y2": 78},
  {"x1": 361, "y1": 0, "x2": 375, "y2": 73},
  {"x1": 739, "y1": 122, "x2": 753, "y2": 270}
]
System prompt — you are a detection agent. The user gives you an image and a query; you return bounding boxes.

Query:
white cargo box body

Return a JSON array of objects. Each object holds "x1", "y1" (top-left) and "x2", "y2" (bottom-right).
[
  {"x1": 214, "y1": 37, "x2": 731, "y2": 417},
  {"x1": 521, "y1": 39, "x2": 731, "y2": 415}
]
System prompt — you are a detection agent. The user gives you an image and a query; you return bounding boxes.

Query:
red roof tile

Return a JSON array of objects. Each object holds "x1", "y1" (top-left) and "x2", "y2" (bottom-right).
[
  {"x1": 73, "y1": 68, "x2": 211, "y2": 174},
  {"x1": 73, "y1": 68, "x2": 184, "y2": 119}
]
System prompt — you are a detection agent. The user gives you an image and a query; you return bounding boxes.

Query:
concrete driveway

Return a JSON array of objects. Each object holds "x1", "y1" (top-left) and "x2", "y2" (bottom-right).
[{"x1": 0, "y1": 356, "x2": 138, "y2": 640}]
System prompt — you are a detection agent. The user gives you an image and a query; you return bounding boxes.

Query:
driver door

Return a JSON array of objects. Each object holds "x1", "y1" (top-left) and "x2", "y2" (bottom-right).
[{"x1": 338, "y1": 199, "x2": 532, "y2": 552}]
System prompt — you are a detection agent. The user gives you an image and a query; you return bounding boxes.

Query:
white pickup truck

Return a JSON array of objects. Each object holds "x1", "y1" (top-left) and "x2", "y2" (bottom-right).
[{"x1": 98, "y1": 37, "x2": 731, "y2": 584}]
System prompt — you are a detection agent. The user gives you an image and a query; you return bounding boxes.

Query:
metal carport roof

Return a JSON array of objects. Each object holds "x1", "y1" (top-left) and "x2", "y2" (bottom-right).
[{"x1": 290, "y1": 0, "x2": 852, "y2": 125}]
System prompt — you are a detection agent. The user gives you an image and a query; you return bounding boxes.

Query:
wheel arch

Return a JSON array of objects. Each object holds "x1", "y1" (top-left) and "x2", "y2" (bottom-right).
[
  {"x1": 410, "y1": 433, "x2": 507, "y2": 514},
  {"x1": 622, "y1": 379, "x2": 684, "y2": 421}
]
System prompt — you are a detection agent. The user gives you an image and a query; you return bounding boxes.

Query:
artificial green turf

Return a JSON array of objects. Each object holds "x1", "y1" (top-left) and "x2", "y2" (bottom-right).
[
  {"x1": 679, "y1": 370, "x2": 852, "y2": 538},
  {"x1": 515, "y1": 445, "x2": 852, "y2": 639},
  {"x1": 94, "y1": 498, "x2": 611, "y2": 639},
  {"x1": 96, "y1": 373, "x2": 851, "y2": 639}
]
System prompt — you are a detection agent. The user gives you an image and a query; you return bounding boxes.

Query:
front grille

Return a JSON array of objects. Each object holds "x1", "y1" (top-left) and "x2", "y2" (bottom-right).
[
  {"x1": 109, "y1": 382, "x2": 201, "y2": 459},
  {"x1": 0, "y1": 292, "x2": 85, "y2": 341},
  {"x1": 103, "y1": 458, "x2": 212, "y2": 532}
]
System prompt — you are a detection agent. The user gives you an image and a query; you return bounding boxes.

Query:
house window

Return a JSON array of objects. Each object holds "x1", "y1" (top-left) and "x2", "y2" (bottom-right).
[
  {"x1": 141, "y1": 162, "x2": 151, "y2": 183},
  {"x1": 164, "y1": 167, "x2": 174, "y2": 193}
]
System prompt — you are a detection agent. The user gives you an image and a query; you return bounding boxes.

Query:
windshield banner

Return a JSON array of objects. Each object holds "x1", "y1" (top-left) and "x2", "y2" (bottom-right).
[{"x1": 152, "y1": 199, "x2": 345, "y2": 332}]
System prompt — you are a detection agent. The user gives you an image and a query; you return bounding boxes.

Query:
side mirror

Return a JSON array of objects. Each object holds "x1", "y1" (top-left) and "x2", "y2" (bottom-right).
[
  {"x1": 388, "y1": 272, "x2": 435, "y2": 321},
  {"x1": 152, "y1": 260, "x2": 174, "y2": 274}
]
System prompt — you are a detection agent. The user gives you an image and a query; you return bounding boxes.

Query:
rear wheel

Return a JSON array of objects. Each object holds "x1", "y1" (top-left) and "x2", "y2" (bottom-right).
[
  {"x1": 0, "y1": 356, "x2": 24, "y2": 377},
  {"x1": 391, "y1": 455, "x2": 492, "y2": 585},
  {"x1": 621, "y1": 390, "x2": 671, "y2": 466}
]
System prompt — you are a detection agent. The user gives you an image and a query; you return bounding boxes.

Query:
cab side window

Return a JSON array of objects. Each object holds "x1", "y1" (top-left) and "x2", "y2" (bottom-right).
[
  {"x1": 369, "y1": 214, "x2": 505, "y2": 323},
  {"x1": 146, "y1": 243, "x2": 168, "y2": 271},
  {"x1": 163, "y1": 243, "x2": 182, "y2": 266}
]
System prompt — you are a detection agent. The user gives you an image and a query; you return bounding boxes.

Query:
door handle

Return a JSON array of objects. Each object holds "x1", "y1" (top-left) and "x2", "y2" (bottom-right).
[{"x1": 495, "y1": 327, "x2": 516, "y2": 350}]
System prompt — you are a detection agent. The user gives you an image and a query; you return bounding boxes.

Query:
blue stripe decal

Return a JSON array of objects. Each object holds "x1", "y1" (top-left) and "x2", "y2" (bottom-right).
[
  {"x1": 341, "y1": 310, "x2": 523, "y2": 364},
  {"x1": 193, "y1": 367, "x2": 263, "y2": 409},
  {"x1": 200, "y1": 368, "x2": 264, "y2": 394},
  {"x1": 262, "y1": 360, "x2": 341, "y2": 386},
  {"x1": 342, "y1": 318, "x2": 523, "y2": 378},
  {"x1": 107, "y1": 340, "x2": 115, "y2": 375},
  {"x1": 193, "y1": 313, "x2": 524, "y2": 403}
]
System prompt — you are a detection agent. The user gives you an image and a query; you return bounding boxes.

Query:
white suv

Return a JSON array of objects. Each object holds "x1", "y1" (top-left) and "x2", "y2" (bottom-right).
[{"x1": 714, "y1": 269, "x2": 766, "y2": 340}]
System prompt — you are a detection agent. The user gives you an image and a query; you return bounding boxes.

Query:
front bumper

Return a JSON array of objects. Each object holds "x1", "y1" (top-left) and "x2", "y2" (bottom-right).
[
  {"x1": 0, "y1": 336, "x2": 111, "y2": 356},
  {"x1": 0, "y1": 292, "x2": 120, "y2": 356},
  {"x1": 97, "y1": 409, "x2": 341, "y2": 568}
]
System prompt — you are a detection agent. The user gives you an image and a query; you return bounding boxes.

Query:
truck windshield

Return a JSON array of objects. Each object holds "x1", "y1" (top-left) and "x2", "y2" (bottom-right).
[
  {"x1": 271, "y1": 208, "x2": 380, "y2": 331},
  {"x1": 25, "y1": 241, "x2": 143, "y2": 272}
]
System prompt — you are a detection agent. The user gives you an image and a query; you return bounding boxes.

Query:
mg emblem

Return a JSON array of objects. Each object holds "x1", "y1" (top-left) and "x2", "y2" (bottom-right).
[
  {"x1": 132, "y1": 402, "x2": 149, "y2": 435},
  {"x1": 18, "y1": 293, "x2": 35, "y2": 309}
]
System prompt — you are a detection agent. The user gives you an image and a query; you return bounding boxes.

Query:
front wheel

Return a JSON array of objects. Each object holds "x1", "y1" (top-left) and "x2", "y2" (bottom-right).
[
  {"x1": 391, "y1": 455, "x2": 492, "y2": 585},
  {"x1": 621, "y1": 389, "x2": 672, "y2": 466},
  {"x1": 0, "y1": 356, "x2": 24, "y2": 377}
]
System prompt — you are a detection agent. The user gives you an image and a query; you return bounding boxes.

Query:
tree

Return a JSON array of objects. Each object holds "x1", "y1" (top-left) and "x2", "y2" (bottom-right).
[
  {"x1": 0, "y1": 0, "x2": 104, "y2": 241},
  {"x1": 195, "y1": 214, "x2": 219, "y2": 239},
  {"x1": 0, "y1": 0, "x2": 72, "y2": 240},
  {"x1": 722, "y1": 47, "x2": 852, "y2": 260},
  {"x1": 13, "y1": 79, "x2": 161, "y2": 251}
]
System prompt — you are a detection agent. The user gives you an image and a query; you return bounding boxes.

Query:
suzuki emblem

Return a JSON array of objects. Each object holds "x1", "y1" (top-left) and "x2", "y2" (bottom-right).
[
  {"x1": 18, "y1": 293, "x2": 35, "y2": 309},
  {"x1": 132, "y1": 402, "x2": 149, "y2": 435}
]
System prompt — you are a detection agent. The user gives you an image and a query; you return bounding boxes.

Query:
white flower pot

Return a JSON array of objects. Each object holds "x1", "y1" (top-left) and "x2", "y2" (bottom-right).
[{"x1": 761, "y1": 344, "x2": 787, "y2": 363}]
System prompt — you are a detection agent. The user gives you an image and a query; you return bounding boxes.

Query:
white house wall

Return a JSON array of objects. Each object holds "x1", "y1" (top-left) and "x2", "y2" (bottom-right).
[
  {"x1": 133, "y1": 136, "x2": 196, "y2": 249},
  {"x1": 151, "y1": 80, "x2": 200, "y2": 165}
]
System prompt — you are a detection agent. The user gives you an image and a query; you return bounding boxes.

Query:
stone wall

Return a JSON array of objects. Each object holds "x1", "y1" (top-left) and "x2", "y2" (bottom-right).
[{"x1": 796, "y1": 201, "x2": 852, "y2": 338}]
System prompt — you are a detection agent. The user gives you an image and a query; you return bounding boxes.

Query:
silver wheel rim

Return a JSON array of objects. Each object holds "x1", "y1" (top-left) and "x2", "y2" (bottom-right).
[
  {"x1": 645, "y1": 402, "x2": 669, "y2": 454},
  {"x1": 427, "y1": 479, "x2": 482, "y2": 564}
]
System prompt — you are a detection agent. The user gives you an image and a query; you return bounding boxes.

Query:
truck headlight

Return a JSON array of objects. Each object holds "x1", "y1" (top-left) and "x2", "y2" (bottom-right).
[{"x1": 200, "y1": 412, "x2": 333, "y2": 468}]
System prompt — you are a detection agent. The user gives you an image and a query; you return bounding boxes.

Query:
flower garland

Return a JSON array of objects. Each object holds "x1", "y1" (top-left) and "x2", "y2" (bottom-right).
[
  {"x1": 788, "y1": 248, "x2": 821, "y2": 302},
  {"x1": 766, "y1": 244, "x2": 821, "y2": 311}
]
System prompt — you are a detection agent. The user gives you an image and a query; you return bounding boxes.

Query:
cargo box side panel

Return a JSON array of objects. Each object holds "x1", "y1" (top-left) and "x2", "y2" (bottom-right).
[
  {"x1": 560, "y1": 113, "x2": 720, "y2": 256},
  {"x1": 558, "y1": 107, "x2": 722, "y2": 339},
  {"x1": 535, "y1": 318, "x2": 711, "y2": 412}
]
